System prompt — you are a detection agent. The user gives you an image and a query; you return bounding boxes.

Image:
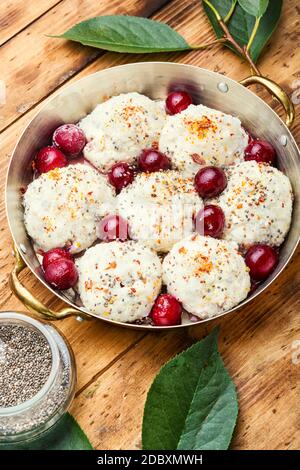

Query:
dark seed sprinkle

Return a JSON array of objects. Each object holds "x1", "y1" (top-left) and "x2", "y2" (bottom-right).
[
  {"x1": 0, "y1": 325, "x2": 52, "y2": 408},
  {"x1": 0, "y1": 322, "x2": 73, "y2": 436}
]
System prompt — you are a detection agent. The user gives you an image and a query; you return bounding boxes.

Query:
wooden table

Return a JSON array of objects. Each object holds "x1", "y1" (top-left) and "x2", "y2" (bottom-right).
[{"x1": 0, "y1": 0, "x2": 299, "y2": 450}]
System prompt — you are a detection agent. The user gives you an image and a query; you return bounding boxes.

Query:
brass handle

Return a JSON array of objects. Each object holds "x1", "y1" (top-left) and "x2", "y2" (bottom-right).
[
  {"x1": 9, "y1": 246, "x2": 88, "y2": 321},
  {"x1": 240, "y1": 75, "x2": 295, "y2": 128}
]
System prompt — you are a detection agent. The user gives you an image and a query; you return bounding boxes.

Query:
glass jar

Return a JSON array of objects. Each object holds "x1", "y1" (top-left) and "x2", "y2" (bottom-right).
[{"x1": 0, "y1": 312, "x2": 76, "y2": 444}]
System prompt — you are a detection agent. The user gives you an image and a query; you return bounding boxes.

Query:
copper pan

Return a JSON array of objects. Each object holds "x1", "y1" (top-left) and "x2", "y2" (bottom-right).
[{"x1": 5, "y1": 62, "x2": 299, "y2": 330}]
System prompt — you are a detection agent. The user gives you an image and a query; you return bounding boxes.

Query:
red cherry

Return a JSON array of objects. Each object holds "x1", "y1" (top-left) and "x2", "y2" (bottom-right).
[
  {"x1": 244, "y1": 139, "x2": 276, "y2": 165},
  {"x1": 165, "y1": 91, "x2": 193, "y2": 115},
  {"x1": 44, "y1": 259, "x2": 78, "y2": 290},
  {"x1": 245, "y1": 244, "x2": 278, "y2": 281},
  {"x1": 195, "y1": 204, "x2": 225, "y2": 238},
  {"x1": 194, "y1": 166, "x2": 227, "y2": 198},
  {"x1": 98, "y1": 215, "x2": 129, "y2": 242},
  {"x1": 138, "y1": 149, "x2": 171, "y2": 172},
  {"x1": 35, "y1": 146, "x2": 67, "y2": 174},
  {"x1": 53, "y1": 124, "x2": 86, "y2": 156},
  {"x1": 108, "y1": 162, "x2": 134, "y2": 192},
  {"x1": 151, "y1": 294, "x2": 182, "y2": 326},
  {"x1": 42, "y1": 248, "x2": 73, "y2": 271}
]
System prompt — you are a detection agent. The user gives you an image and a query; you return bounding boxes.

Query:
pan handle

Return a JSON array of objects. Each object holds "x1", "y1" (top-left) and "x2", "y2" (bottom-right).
[
  {"x1": 240, "y1": 75, "x2": 295, "y2": 128},
  {"x1": 9, "y1": 246, "x2": 88, "y2": 321}
]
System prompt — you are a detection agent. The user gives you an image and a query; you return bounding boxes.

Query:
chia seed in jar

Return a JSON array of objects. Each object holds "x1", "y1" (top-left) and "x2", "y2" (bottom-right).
[{"x1": 0, "y1": 312, "x2": 76, "y2": 443}]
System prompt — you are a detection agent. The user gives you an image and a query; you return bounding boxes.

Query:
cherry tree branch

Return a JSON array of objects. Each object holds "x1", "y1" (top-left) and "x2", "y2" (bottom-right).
[{"x1": 203, "y1": 0, "x2": 262, "y2": 76}]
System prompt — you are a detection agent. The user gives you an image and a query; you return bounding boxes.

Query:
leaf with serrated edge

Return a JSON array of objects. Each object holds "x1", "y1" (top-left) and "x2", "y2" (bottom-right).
[
  {"x1": 202, "y1": 0, "x2": 282, "y2": 62},
  {"x1": 55, "y1": 15, "x2": 191, "y2": 53},
  {"x1": 238, "y1": 0, "x2": 269, "y2": 17},
  {"x1": 142, "y1": 329, "x2": 238, "y2": 450}
]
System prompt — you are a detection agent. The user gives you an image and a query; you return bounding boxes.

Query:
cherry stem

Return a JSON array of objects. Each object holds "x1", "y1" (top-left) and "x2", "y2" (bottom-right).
[
  {"x1": 219, "y1": 19, "x2": 261, "y2": 76},
  {"x1": 243, "y1": 45, "x2": 261, "y2": 76}
]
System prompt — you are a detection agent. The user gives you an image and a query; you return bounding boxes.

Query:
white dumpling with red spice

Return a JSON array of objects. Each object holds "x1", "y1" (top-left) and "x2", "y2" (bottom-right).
[
  {"x1": 163, "y1": 233, "x2": 250, "y2": 319},
  {"x1": 23, "y1": 165, "x2": 115, "y2": 253},
  {"x1": 79, "y1": 92, "x2": 166, "y2": 172},
  {"x1": 159, "y1": 104, "x2": 248, "y2": 177},
  {"x1": 76, "y1": 241, "x2": 162, "y2": 322},
  {"x1": 210, "y1": 161, "x2": 293, "y2": 247},
  {"x1": 117, "y1": 170, "x2": 203, "y2": 252}
]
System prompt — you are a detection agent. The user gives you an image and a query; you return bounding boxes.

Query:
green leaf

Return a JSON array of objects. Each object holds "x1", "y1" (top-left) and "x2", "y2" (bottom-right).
[
  {"x1": 238, "y1": 0, "x2": 269, "y2": 17},
  {"x1": 202, "y1": 0, "x2": 282, "y2": 62},
  {"x1": 0, "y1": 413, "x2": 93, "y2": 450},
  {"x1": 54, "y1": 15, "x2": 191, "y2": 53},
  {"x1": 142, "y1": 329, "x2": 238, "y2": 450}
]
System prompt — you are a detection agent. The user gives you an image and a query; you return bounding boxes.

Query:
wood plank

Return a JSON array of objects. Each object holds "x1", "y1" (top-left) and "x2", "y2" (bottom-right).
[
  {"x1": 72, "y1": 330, "x2": 193, "y2": 449},
  {"x1": 67, "y1": 0, "x2": 300, "y2": 448},
  {"x1": 0, "y1": 0, "x2": 62, "y2": 46},
  {"x1": 0, "y1": 0, "x2": 208, "y2": 309},
  {"x1": 0, "y1": 0, "x2": 299, "y2": 450},
  {"x1": 0, "y1": 0, "x2": 299, "y2": 393},
  {"x1": 1, "y1": 259, "x2": 145, "y2": 391},
  {"x1": 71, "y1": 252, "x2": 300, "y2": 449},
  {"x1": 1, "y1": 0, "x2": 299, "y2": 134},
  {"x1": 0, "y1": 2, "x2": 193, "y2": 396},
  {"x1": 0, "y1": 0, "x2": 170, "y2": 131},
  {"x1": 0, "y1": 0, "x2": 216, "y2": 313},
  {"x1": 0, "y1": 0, "x2": 172, "y2": 395},
  {"x1": 0, "y1": 0, "x2": 298, "y2": 166},
  {"x1": 191, "y1": 252, "x2": 300, "y2": 450}
]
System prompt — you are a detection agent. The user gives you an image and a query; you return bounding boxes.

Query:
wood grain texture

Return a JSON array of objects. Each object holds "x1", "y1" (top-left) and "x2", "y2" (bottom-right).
[
  {"x1": 71, "y1": 251, "x2": 300, "y2": 450},
  {"x1": 0, "y1": 0, "x2": 169, "y2": 131},
  {"x1": 0, "y1": 0, "x2": 299, "y2": 450},
  {"x1": 0, "y1": 0, "x2": 62, "y2": 46}
]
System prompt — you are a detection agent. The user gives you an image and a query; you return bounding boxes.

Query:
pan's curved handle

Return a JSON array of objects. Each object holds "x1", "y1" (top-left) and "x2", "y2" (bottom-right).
[
  {"x1": 9, "y1": 246, "x2": 88, "y2": 321},
  {"x1": 240, "y1": 75, "x2": 295, "y2": 128}
]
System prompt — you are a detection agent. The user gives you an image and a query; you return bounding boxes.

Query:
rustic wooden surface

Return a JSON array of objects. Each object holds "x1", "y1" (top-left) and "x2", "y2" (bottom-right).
[{"x1": 0, "y1": 0, "x2": 299, "y2": 450}]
